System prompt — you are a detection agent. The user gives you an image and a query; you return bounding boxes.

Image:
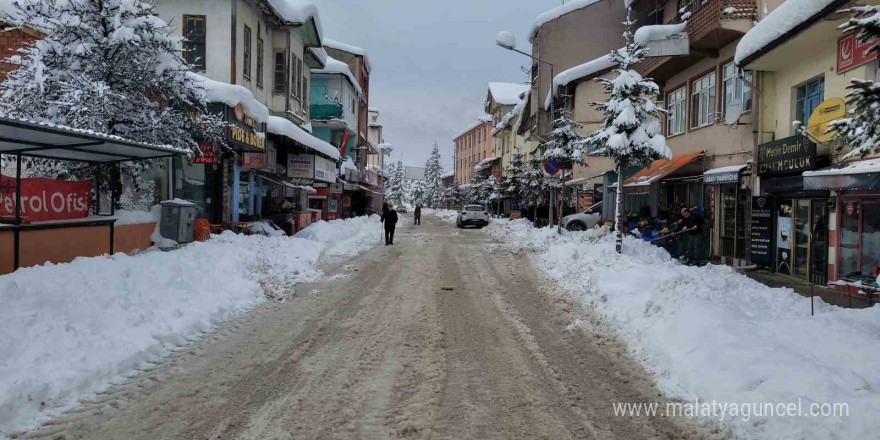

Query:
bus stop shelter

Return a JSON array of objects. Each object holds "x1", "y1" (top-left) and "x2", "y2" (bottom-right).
[{"x1": 0, "y1": 116, "x2": 189, "y2": 274}]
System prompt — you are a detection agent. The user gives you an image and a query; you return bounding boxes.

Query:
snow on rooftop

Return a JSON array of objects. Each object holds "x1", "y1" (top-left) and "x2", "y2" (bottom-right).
[
  {"x1": 441, "y1": 170, "x2": 455, "y2": 178},
  {"x1": 633, "y1": 22, "x2": 687, "y2": 45},
  {"x1": 544, "y1": 52, "x2": 617, "y2": 110},
  {"x1": 494, "y1": 90, "x2": 530, "y2": 135},
  {"x1": 323, "y1": 38, "x2": 366, "y2": 57},
  {"x1": 453, "y1": 115, "x2": 493, "y2": 140},
  {"x1": 188, "y1": 72, "x2": 269, "y2": 123},
  {"x1": 265, "y1": 0, "x2": 324, "y2": 41},
  {"x1": 703, "y1": 164, "x2": 748, "y2": 175},
  {"x1": 309, "y1": 47, "x2": 328, "y2": 66},
  {"x1": 735, "y1": 0, "x2": 837, "y2": 65},
  {"x1": 267, "y1": 115, "x2": 340, "y2": 160},
  {"x1": 529, "y1": 0, "x2": 601, "y2": 43},
  {"x1": 312, "y1": 55, "x2": 363, "y2": 97},
  {"x1": 803, "y1": 158, "x2": 880, "y2": 176},
  {"x1": 488, "y1": 82, "x2": 531, "y2": 106}
]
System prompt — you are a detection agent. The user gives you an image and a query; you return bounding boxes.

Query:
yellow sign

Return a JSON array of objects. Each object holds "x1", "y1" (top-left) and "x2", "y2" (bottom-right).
[{"x1": 806, "y1": 98, "x2": 846, "y2": 143}]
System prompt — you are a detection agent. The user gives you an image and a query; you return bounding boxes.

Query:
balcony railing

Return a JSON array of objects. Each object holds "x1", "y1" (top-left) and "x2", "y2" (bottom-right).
[{"x1": 310, "y1": 103, "x2": 343, "y2": 120}]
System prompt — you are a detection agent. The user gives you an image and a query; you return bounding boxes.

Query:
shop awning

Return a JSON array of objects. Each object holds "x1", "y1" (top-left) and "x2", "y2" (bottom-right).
[
  {"x1": 257, "y1": 174, "x2": 317, "y2": 194},
  {"x1": 475, "y1": 157, "x2": 498, "y2": 172},
  {"x1": 0, "y1": 116, "x2": 189, "y2": 163},
  {"x1": 703, "y1": 164, "x2": 748, "y2": 185},
  {"x1": 624, "y1": 151, "x2": 704, "y2": 189},
  {"x1": 803, "y1": 158, "x2": 880, "y2": 190},
  {"x1": 357, "y1": 184, "x2": 382, "y2": 195}
]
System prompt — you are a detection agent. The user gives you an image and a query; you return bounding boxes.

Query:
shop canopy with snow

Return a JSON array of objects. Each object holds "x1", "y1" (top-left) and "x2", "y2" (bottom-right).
[
  {"x1": 0, "y1": 116, "x2": 188, "y2": 274},
  {"x1": 620, "y1": 151, "x2": 705, "y2": 216}
]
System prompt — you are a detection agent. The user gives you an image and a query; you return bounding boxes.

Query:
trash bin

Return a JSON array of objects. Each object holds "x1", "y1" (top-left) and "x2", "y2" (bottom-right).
[{"x1": 159, "y1": 199, "x2": 197, "y2": 244}]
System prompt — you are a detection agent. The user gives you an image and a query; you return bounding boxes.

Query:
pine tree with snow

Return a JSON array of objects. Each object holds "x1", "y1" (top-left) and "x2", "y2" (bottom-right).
[
  {"x1": 586, "y1": 13, "x2": 671, "y2": 253},
  {"x1": 443, "y1": 183, "x2": 464, "y2": 209},
  {"x1": 0, "y1": 0, "x2": 226, "y2": 202},
  {"x1": 541, "y1": 98, "x2": 587, "y2": 167},
  {"x1": 829, "y1": 6, "x2": 880, "y2": 159},
  {"x1": 422, "y1": 142, "x2": 444, "y2": 208},
  {"x1": 385, "y1": 161, "x2": 406, "y2": 206},
  {"x1": 499, "y1": 147, "x2": 530, "y2": 211},
  {"x1": 408, "y1": 178, "x2": 426, "y2": 205}
]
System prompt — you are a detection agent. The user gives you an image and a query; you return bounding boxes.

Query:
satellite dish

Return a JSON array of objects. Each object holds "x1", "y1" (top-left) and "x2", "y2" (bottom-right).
[{"x1": 724, "y1": 98, "x2": 743, "y2": 125}]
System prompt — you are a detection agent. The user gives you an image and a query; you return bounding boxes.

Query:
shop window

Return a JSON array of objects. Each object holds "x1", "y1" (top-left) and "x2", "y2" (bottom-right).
[
  {"x1": 863, "y1": 201, "x2": 880, "y2": 278},
  {"x1": 308, "y1": 199, "x2": 323, "y2": 210},
  {"x1": 667, "y1": 87, "x2": 686, "y2": 135},
  {"x1": 243, "y1": 25, "x2": 252, "y2": 80},
  {"x1": 840, "y1": 200, "x2": 880, "y2": 282},
  {"x1": 722, "y1": 62, "x2": 751, "y2": 117},
  {"x1": 273, "y1": 50, "x2": 286, "y2": 94},
  {"x1": 183, "y1": 16, "x2": 206, "y2": 70},
  {"x1": 690, "y1": 71, "x2": 716, "y2": 128},
  {"x1": 795, "y1": 76, "x2": 824, "y2": 127}
]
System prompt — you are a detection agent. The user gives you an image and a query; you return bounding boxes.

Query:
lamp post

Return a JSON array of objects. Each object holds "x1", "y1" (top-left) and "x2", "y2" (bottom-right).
[{"x1": 496, "y1": 31, "x2": 557, "y2": 226}]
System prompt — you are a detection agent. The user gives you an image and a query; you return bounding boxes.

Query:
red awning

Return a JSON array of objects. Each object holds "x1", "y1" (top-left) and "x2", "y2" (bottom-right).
[{"x1": 624, "y1": 151, "x2": 704, "y2": 192}]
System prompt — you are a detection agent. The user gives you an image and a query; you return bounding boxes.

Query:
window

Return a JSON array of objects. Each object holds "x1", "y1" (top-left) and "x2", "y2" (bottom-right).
[
  {"x1": 290, "y1": 54, "x2": 302, "y2": 100},
  {"x1": 690, "y1": 71, "x2": 716, "y2": 128},
  {"x1": 301, "y1": 77, "x2": 308, "y2": 111},
  {"x1": 183, "y1": 16, "x2": 206, "y2": 70},
  {"x1": 256, "y1": 34, "x2": 264, "y2": 88},
  {"x1": 722, "y1": 62, "x2": 752, "y2": 118},
  {"x1": 273, "y1": 50, "x2": 286, "y2": 94},
  {"x1": 667, "y1": 87, "x2": 686, "y2": 135},
  {"x1": 242, "y1": 25, "x2": 252, "y2": 80},
  {"x1": 840, "y1": 200, "x2": 880, "y2": 283},
  {"x1": 795, "y1": 76, "x2": 825, "y2": 126}
]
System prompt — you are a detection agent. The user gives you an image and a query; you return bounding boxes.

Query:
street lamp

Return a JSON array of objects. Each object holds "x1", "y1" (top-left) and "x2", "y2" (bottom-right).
[{"x1": 496, "y1": 31, "x2": 558, "y2": 226}]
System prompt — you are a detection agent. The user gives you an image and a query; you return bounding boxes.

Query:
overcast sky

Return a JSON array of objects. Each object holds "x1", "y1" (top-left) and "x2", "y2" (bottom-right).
[{"x1": 315, "y1": 0, "x2": 560, "y2": 171}]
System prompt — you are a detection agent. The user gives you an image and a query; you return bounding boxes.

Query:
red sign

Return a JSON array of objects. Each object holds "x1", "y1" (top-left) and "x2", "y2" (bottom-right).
[
  {"x1": 192, "y1": 145, "x2": 220, "y2": 165},
  {"x1": 847, "y1": 202, "x2": 854, "y2": 216},
  {"x1": 241, "y1": 152, "x2": 266, "y2": 169},
  {"x1": 708, "y1": 185, "x2": 716, "y2": 221},
  {"x1": 543, "y1": 159, "x2": 560, "y2": 175},
  {"x1": 338, "y1": 131, "x2": 350, "y2": 157},
  {"x1": 0, "y1": 176, "x2": 92, "y2": 222},
  {"x1": 837, "y1": 33, "x2": 878, "y2": 73}
]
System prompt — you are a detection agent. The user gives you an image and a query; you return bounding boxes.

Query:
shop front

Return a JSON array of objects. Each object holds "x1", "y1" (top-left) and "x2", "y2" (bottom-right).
[
  {"x1": 703, "y1": 164, "x2": 751, "y2": 266},
  {"x1": 804, "y1": 158, "x2": 880, "y2": 291},
  {"x1": 288, "y1": 152, "x2": 338, "y2": 222},
  {"x1": 755, "y1": 135, "x2": 830, "y2": 284},
  {"x1": 622, "y1": 151, "x2": 705, "y2": 218}
]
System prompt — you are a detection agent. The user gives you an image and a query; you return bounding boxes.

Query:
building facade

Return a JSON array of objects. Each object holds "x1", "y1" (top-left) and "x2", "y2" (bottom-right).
[{"x1": 453, "y1": 120, "x2": 493, "y2": 184}]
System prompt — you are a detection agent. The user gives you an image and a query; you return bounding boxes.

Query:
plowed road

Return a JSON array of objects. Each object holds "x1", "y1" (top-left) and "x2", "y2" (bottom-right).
[{"x1": 23, "y1": 216, "x2": 719, "y2": 440}]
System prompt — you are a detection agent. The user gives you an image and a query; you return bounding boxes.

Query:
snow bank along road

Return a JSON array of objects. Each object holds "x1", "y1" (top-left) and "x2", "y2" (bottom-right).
[{"x1": 17, "y1": 215, "x2": 716, "y2": 440}]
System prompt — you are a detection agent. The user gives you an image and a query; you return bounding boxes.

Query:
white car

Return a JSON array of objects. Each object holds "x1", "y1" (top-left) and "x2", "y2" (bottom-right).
[
  {"x1": 560, "y1": 201, "x2": 603, "y2": 231},
  {"x1": 456, "y1": 205, "x2": 490, "y2": 228}
]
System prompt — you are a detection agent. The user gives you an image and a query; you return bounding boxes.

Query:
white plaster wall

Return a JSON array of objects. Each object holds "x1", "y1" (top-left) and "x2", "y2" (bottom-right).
[{"x1": 154, "y1": 0, "x2": 233, "y2": 84}]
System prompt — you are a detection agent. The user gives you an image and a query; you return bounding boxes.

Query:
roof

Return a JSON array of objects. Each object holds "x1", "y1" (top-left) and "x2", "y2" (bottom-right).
[
  {"x1": 545, "y1": 52, "x2": 617, "y2": 110},
  {"x1": 803, "y1": 158, "x2": 880, "y2": 176},
  {"x1": 267, "y1": 115, "x2": 340, "y2": 160},
  {"x1": 494, "y1": 90, "x2": 530, "y2": 135},
  {"x1": 0, "y1": 115, "x2": 188, "y2": 163},
  {"x1": 475, "y1": 157, "x2": 498, "y2": 172},
  {"x1": 441, "y1": 170, "x2": 455, "y2": 179},
  {"x1": 323, "y1": 38, "x2": 371, "y2": 72},
  {"x1": 265, "y1": 0, "x2": 324, "y2": 46},
  {"x1": 624, "y1": 151, "x2": 703, "y2": 187},
  {"x1": 704, "y1": 164, "x2": 748, "y2": 176},
  {"x1": 529, "y1": 0, "x2": 601, "y2": 43},
  {"x1": 189, "y1": 72, "x2": 269, "y2": 123},
  {"x1": 735, "y1": 0, "x2": 844, "y2": 66},
  {"x1": 488, "y1": 82, "x2": 530, "y2": 106},
  {"x1": 312, "y1": 55, "x2": 363, "y2": 97},
  {"x1": 453, "y1": 116, "x2": 493, "y2": 141},
  {"x1": 803, "y1": 158, "x2": 880, "y2": 190}
]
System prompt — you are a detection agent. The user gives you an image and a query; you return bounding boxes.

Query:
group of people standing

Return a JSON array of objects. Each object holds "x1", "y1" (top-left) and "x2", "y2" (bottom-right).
[{"x1": 380, "y1": 203, "x2": 422, "y2": 245}]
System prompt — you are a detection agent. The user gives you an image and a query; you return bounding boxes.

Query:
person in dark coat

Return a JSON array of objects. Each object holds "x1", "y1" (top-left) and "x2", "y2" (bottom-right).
[
  {"x1": 680, "y1": 208, "x2": 706, "y2": 265},
  {"x1": 381, "y1": 204, "x2": 399, "y2": 245},
  {"x1": 414, "y1": 204, "x2": 422, "y2": 225}
]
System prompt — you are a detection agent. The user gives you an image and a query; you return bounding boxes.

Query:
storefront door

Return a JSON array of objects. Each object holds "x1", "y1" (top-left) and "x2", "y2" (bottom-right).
[
  {"x1": 839, "y1": 199, "x2": 880, "y2": 284},
  {"x1": 777, "y1": 198, "x2": 827, "y2": 281}
]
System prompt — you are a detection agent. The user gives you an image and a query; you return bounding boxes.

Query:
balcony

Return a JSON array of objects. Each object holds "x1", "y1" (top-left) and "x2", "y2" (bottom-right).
[
  {"x1": 310, "y1": 103, "x2": 343, "y2": 120},
  {"x1": 635, "y1": 0, "x2": 757, "y2": 82}
]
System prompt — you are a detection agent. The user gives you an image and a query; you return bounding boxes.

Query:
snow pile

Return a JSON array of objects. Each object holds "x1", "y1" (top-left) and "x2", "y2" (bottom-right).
[
  {"x1": 488, "y1": 82, "x2": 531, "y2": 105},
  {"x1": 804, "y1": 158, "x2": 880, "y2": 176},
  {"x1": 265, "y1": 0, "x2": 323, "y2": 40},
  {"x1": 294, "y1": 215, "x2": 382, "y2": 258},
  {"x1": 735, "y1": 0, "x2": 837, "y2": 65},
  {"x1": 0, "y1": 216, "x2": 382, "y2": 437},
  {"x1": 267, "y1": 115, "x2": 340, "y2": 160},
  {"x1": 424, "y1": 208, "x2": 459, "y2": 222},
  {"x1": 633, "y1": 22, "x2": 687, "y2": 45},
  {"x1": 188, "y1": 72, "x2": 270, "y2": 123},
  {"x1": 113, "y1": 208, "x2": 159, "y2": 226},
  {"x1": 487, "y1": 219, "x2": 880, "y2": 440},
  {"x1": 495, "y1": 89, "x2": 530, "y2": 135},
  {"x1": 529, "y1": 0, "x2": 602, "y2": 42},
  {"x1": 545, "y1": 53, "x2": 617, "y2": 110},
  {"x1": 312, "y1": 55, "x2": 363, "y2": 97}
]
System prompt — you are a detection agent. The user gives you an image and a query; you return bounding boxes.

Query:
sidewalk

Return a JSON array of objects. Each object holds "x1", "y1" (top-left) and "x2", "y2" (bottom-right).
[{"x1": 743, "y1": 269, "x2": 875, "y2": 309}]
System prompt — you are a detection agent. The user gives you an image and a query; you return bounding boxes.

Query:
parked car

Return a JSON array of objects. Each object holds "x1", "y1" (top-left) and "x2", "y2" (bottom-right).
[
  {"x1": 561, "y1": 201, "x2": 603, "y2": 231},
  {"x1": 396, "y1": 205, "x2": 408, "y2": 213},
  {"x1": 456, "y1": 205, "x2": 489, "y2": 228}
]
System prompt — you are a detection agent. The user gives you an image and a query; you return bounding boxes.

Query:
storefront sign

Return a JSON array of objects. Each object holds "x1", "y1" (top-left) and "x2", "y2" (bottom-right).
[
  {"x1": 192, "y1": 145, "x2": 220, "y2": 165},
  {"x1": 750, "y1": 196, "x2": 774, "y2": 268},
  {"x1": 330, "y1": 182, "x2": 344, "y2": 194},
  {"x1": 776, "y1": 199, "x2": 793, "y2": 275},
  {"x1": 704, "y1": 171, "x2": 740, "y2": 184},
  {"x1": 328, "y1": 198, "x2": 339, "y2": 213},
  {"x1": 806, "y1": 98, "x2": 846, "y2": 143},
  {"x1": 217, "y1": 103, "x2": 267, "y2": 152},
  {"x1": 314, "y1": 155, "x2": 337, "y2": 184},
  {"x1": 241, "y1": 152, "x2": 267, "y2": 169},
  {"x1": 0, "y1": 176, "x2": 91, "y2": 222},
  {"x1": 757, "y1": 135, "x2": 816, "y2": 177},
  {"x1": 288, "y1": 154, "x2": 315, "y2": 180},
  {"x1": 708, "y1": 185, "x2": 716, "y2": 221},
  {"x1": 837, "y1": 32, "x2": 878, "y2": 73},
  {"x1": 337, "y1": 130, "x2": 350, "y2": 158}
]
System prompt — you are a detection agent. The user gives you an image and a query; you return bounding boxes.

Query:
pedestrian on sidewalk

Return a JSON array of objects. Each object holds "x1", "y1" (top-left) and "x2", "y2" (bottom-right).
[
  {"x1": 414, "y1": 203, "x2": 422, "y2": 225},
  {"x1": 680, "y1": 208, "x2": 706, "y2": 265},
  {"x1": 381, "y1": 203, "x2": 399, "y2": 245}
]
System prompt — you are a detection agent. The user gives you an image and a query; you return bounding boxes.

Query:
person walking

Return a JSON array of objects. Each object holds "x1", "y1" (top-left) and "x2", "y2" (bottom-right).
[
  {"x1": 414, "y1": 203, "x2": 422, "y2": 225},
  {"x1": 680, "y1": 208, "x2": 706, "y2": 265},
  {"x1": 381, "y1": 203, "x2": 399, "y2": 245}
]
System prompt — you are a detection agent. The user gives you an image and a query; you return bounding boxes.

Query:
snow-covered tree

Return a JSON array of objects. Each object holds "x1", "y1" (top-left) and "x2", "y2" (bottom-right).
[
  {"x1": 0, "y1": 0, "x2": 226, "y2": 205},
  {"x1": 586, "y1": 13, "x2": 671, "y2": 253},
  {"x1": 422, "y1": 142, "x2": 444, "y2": 208},
  {"x1": 829, "y1": 6, "x2": 880, "y2": 159},
  {"x1": 499, "y1": 148, "x2": 529, "y2": 210},
  {"x1": 443, "y1": 183, "x2": 465, "y2": 209},
  {"x1": 385, "y1": 161, "x2": 406, "y2": 206},
  {"x1": 541, "y1": 100, "x2": 587, "y2": 167},
  {"x1": 408, "y1": 178, "x2": 426, "y2": 205}
]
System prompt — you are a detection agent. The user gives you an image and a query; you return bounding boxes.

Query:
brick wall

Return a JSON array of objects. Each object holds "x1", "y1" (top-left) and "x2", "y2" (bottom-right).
[{"x1": 0, "y1": 28, "x2": 37, "y2": 83}]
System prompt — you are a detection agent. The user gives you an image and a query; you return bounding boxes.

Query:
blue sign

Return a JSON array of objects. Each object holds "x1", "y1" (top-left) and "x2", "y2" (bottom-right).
[{"x1": 543, "y1": 159, "x2": 560, "y2": 175}]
